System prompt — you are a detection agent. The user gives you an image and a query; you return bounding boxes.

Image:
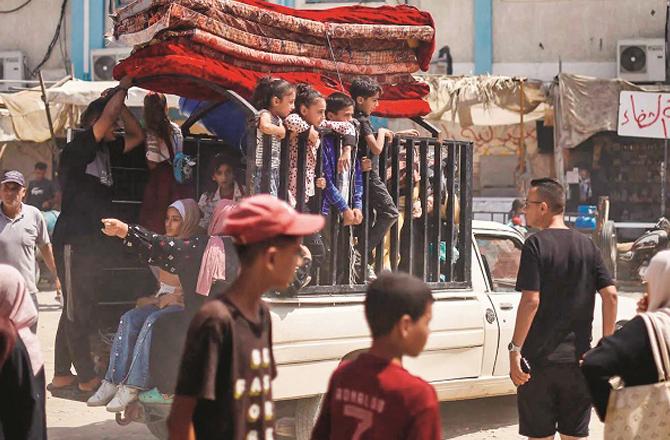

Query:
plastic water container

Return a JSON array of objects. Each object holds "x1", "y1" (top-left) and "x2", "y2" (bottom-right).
[{"x1": 575, "y1": 205, "x2": 597, "y2": 230}]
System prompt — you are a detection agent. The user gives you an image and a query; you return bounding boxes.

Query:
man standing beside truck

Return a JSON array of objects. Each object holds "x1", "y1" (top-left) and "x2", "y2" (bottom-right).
[
  {"x1": 509, "y1": 178, "x2": 618, "y2": 440},
  {"x1": 49, "y1": 76, "x2": 145, "y2": 396}
]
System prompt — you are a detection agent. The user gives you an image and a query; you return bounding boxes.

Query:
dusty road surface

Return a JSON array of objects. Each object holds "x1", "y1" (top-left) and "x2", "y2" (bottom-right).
[{"x1": 39, "y1": 290, "x2": 608, "y2": 439}]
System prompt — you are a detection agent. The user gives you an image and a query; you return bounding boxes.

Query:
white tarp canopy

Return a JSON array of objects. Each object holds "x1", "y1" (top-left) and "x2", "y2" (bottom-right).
[
  {"x1": 0, "y1": 79, "x2": 184, "y2": 143},
  {"x1": 418, "y1": 74, "x2": 548, "y2": 126},
  {"x1": 0, "y1": 108, "x2": 16, "y2": 142},
  {"x1": 47, "y1": 79, "x2": 180, "y2": 108}
]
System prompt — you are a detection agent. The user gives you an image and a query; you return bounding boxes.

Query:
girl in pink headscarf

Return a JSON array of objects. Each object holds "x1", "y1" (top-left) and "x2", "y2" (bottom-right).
[
  {"x1": 98, "y1": 198, "x2": 238, "y2": 402},
  {"x1": 0, "y1": 264, "x2": 46, "y2": 440}
]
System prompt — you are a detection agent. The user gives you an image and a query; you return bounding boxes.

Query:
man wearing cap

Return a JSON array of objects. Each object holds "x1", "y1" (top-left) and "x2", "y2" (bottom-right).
[
  {"x1": 168, "y1": 194, "x2": 324, "y2": 440},
  {"x1": 0, "y1": 170, "x2": 60, "y2": 316}
]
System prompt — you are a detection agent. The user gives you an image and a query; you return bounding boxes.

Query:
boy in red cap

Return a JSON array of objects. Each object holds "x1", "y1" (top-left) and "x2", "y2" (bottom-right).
[
  {"x1": 168, "y1": 194, "x2": 324, "y2": 440},
  {"x1": 311, "y1": 272, "x2": 441, "y2": 440}
]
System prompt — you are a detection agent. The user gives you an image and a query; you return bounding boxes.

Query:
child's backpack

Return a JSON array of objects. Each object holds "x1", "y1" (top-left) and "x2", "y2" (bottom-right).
[{"x1": 167, "y1": 127, "x2": 196, "y2": 184}]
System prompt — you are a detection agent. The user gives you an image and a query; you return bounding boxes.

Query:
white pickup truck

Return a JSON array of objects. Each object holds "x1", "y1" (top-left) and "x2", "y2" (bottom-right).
[{"x1": 268, "y1": 220, "x2": 639, "y2": 439}]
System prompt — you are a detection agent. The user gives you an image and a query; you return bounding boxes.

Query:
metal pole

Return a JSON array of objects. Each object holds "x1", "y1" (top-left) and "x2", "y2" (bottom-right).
[{"x1": 663, "y1": 138, "x2": 668, "y2": 216}]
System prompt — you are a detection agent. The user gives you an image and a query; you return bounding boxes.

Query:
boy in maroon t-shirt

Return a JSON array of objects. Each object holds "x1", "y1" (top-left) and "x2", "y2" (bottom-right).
[{"x1": 311, "y1": 272, "x2": 441, "y2": 440}]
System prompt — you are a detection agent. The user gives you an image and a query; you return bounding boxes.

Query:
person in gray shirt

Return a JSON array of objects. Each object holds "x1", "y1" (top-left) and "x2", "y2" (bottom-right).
[{"x1": 0, "y1": 170, "x2": 60, "y2": 313}]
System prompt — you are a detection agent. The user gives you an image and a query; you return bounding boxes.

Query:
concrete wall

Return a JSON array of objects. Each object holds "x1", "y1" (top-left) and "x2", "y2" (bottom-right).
[
  {"x1": 491, "y1": 0, "x2": 665, "y2": 80},
  {"x1": 292, "y1": 0, "x2": 666, "y2": 80},
  {"x1": 0, "y1": 0, "x2": 71, "y2": 80}
]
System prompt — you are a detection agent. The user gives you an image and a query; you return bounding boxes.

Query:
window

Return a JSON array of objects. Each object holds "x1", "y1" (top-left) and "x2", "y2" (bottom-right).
[{"x1": 476, "y1": 235, "x2": 522, "y2": 292}]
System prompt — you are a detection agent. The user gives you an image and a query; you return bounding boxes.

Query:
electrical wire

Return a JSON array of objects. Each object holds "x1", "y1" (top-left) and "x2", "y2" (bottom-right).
[
  {"x1": 58, "y1": 2, "x2": 71, "y2": 75},
  {"x1": 29, "y1": 0, "x2": 68, "y2": 78},
  {"x1": 0, "y1": 0, "x2": 32, "y2": 14}
]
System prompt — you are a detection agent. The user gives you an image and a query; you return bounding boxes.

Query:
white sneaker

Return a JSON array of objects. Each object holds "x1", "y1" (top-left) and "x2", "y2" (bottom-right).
[
  {"x1": 106, "y1": 385, "x2": 139, "y2": 413},
  {"x1": 87, "y1": 380, "x2": 118, "y2": 407}
]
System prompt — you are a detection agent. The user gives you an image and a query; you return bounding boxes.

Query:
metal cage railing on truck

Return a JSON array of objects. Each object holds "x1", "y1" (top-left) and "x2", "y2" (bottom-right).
[
  {"x1": 163, "y1": 75, "x2": 473, "y2": 292},
  {"x1": 69, "y1": 75, "x2": 474, "y2": 302},
  {"x1": 194, "y1": 83, "x2": 474, "y2": 292}
]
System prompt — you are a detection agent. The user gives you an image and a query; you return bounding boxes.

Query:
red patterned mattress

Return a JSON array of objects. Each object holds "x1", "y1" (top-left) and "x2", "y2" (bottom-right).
[{"x1": 112, "y1": 0, "x2": 435, "y2": 117}]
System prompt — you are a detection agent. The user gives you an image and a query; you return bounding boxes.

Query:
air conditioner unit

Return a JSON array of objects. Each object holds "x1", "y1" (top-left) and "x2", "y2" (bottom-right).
[
  {"x1": 617, "y1": 38, "x2": 666, "y2": 83},
  {"x1": 90, "y1": 47, "x2": 131, "y2": 81},
  {"x1": 0, "y1": 51, "x2": 25, "y2": 92}
]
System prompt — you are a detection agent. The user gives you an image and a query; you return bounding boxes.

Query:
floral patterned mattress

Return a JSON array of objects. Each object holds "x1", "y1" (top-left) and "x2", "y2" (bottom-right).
[{"x1": 112, "y1": 0, "x2": 436, "y2": 117}]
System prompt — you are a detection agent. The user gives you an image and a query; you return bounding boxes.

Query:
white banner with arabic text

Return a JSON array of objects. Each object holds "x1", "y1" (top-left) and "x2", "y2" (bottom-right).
[{"x1": 618, "y1": 91, "x2": 670, "y2": 139}]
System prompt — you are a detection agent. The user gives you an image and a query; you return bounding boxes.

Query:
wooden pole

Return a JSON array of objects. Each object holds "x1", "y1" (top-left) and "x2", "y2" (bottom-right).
[
  {"x1": 518, "y1": 79, "x2": 526, "y2": 175},
  {"x1": 38, "y1": 71, "x2": 58, "y2": 180}
]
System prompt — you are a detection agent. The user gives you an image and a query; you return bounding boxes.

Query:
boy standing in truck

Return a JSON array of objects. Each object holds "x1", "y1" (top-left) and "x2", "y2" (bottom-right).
[
  {"x1": 311, "y1": 272, "x2": 441, "y2": 440},
  {"x1": 167, "y1": 194, "x2": 325, "y2": 440}
]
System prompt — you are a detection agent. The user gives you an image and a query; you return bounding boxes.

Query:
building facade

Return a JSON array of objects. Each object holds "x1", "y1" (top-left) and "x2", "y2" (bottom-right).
[
  {"x1": 0, "y1": 0, "x2": 664, "y2": 83},
  {"x1": 290, "y1": 0, "x2": 666, "y2": 81}
]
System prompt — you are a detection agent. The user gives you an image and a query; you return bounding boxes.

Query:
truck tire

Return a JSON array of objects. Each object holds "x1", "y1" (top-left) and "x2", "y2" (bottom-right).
[
  {"x1": 294, "y1": 395, "x2": 323, "y2": 440},
  {"x1": 146, "y1": 420, "x2": 169, "y2": 440},
  {"x1": 596, "y1": 220, "x2": 618, "y2": 280}
]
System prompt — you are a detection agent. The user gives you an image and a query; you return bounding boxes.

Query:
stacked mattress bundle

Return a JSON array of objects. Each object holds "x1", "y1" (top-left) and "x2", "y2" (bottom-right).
[{"x1": 112, "y1": 0, "x2": 435, "y2": 117}]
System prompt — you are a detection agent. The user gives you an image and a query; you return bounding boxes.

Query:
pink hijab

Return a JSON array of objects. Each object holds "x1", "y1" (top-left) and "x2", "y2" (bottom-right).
[
  {"x1": 196, "y1": 199, "x2": 237, "y2": 295},
  {"x1": 0, "y1": 265, "x2": 43, "y2": 374}
]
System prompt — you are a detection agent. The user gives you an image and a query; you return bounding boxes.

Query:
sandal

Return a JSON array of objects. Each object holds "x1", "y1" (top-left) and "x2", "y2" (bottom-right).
[
  {"x1": 139, "y1": 387, "x2": 173, "y2": 404},
  {"x1": 47, "y1": 375, "x2": 77, "y2": 391}
]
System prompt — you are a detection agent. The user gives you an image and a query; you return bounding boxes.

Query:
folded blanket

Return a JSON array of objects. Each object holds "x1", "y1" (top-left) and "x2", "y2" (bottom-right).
[
  {"x1": 113, "y1": 0, "x2": 435, "y2": 117},
  {"x1": 113, "y1": 41, "x2": 431, "y2": 118},
  {"x1": 116, "y1": 3, "x2": 420, "y2": 66}
]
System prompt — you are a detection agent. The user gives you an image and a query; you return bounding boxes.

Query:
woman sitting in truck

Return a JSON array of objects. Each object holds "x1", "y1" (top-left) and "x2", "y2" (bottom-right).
[
  {"x1": 87, "y1": 199, "x2": 202, "y2": 412},
  {"x1": 93, "y1": 198, "x2": 238, "y2": 408}
]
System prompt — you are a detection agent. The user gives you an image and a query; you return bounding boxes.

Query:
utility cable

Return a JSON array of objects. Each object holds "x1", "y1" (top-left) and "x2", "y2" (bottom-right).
[
  {"x1": 0, "y1": 0, "x2": 32, "y2": 14},
  {"x1": 30, "y1": 0, "x2": 68, "y2": 78}
]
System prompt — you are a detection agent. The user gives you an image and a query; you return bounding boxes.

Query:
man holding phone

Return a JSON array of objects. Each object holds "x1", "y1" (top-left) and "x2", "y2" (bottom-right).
[{"x1": 510, "y1": 178, "x2": 618, "y2": 440}]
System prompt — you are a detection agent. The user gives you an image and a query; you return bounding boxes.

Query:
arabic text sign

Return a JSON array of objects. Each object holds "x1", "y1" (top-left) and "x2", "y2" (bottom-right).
[{"x1": 618, "y1": 91, "x2": 670, "y2": 139}]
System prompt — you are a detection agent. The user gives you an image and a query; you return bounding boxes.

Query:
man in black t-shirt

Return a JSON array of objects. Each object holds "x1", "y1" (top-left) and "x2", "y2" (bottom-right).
[
  {"x1": 168, "y1": 195, "x2": 324, "y2": 440},
  {"x1": 26, "y1": 162, "x2": 58, "y2": 211},
  {"x1": 510, "y1": 178, "x2": 618, "y2": 440},
  {"x1": 49, "y1": 76, "x2": 145, "y2": 396}
]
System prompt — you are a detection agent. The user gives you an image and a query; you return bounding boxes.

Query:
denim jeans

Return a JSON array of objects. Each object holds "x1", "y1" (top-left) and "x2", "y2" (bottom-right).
[
  {"x1": 252, "y1": 167, "x2": 279, "y2": 197},
  {"x1": 105, "y1": 304, "x2": 183, "y2": 389}
]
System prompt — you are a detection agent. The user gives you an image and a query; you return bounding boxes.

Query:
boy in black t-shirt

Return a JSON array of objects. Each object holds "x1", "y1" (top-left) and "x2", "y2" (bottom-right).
[
  {"x1": 168, "y1": 195, "x2": 324, "y2": 440},
  {"x1": 349, "y1": 77, "x2": 417, "y2": 279},
  {"x1": 511, "y1": 178, "x2": 618, "y2": 440}
]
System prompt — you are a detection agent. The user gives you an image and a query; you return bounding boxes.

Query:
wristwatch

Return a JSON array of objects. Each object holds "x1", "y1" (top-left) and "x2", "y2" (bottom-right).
[{"x1": 508, "y1": 342, "x2": 522, "y2": 353}]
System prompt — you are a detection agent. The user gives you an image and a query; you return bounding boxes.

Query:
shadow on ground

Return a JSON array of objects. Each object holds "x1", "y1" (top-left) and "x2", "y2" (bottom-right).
[
  {"x1": 48, "y1": 420, "x2": 154, "y2": 440},
  {"x1": 441, "y1": 395, "x2": 518, "y2": 439}
]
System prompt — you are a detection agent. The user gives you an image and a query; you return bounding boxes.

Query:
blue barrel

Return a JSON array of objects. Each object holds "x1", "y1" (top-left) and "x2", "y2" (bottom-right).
[{"x1": 575, "y1": 205, "x2": 597, "y2": 230}]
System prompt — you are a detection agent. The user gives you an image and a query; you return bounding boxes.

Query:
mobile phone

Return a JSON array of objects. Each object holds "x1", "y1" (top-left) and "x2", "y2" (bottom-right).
[{"x1": 521, "y1": 357, "x2": 531, "y2": 374}]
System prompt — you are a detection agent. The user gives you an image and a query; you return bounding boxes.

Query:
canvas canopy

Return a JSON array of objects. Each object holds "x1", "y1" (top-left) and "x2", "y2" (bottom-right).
[
  {"x1": 420, "y1": 74, "x2": 548, "y2": 127},
  {"x1": 554, "y1": 73, "x2": 645, "y2": 150},
  {"x1": 47, "y1": 79, "x2": 180, "y2": 108}
]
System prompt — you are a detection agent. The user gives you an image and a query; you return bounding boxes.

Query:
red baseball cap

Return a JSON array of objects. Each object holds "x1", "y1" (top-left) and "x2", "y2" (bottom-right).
[{"x1": 222, "y1": 194, "x2": 325, "y2": 244}]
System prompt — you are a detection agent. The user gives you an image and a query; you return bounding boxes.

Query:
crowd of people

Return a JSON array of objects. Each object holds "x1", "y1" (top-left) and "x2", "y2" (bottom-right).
[{"x1": 2, "y1": 73, "x2": 670, "y2": 440}]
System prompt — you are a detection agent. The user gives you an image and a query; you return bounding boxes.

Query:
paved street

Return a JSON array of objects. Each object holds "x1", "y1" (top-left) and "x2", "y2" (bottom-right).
[{"x1": 37, "y1": 289, "x2": 618, "y2": 439}]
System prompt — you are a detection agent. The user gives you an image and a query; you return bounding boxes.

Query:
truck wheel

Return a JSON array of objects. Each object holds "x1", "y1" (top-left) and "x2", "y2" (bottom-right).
[
  {"x1": 294, "y1": 395, "x2": 323, "y2": 440},
  {"x1": 596, "y1": 220, "x2": 618, "y2": 280},
  {"x1": 146, "y1": 420, "x2": 169, "y2": 440}
]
